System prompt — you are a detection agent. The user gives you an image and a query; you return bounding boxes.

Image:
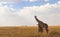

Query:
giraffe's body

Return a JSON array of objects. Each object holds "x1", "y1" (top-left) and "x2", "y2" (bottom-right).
[{"x1": 34, "y1": 16, "x2": 48, "y2": 33}]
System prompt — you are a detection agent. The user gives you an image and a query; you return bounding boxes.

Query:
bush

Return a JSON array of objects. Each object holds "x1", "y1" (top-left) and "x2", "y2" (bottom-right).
[{"x1": 49, "y1": 31, "x2": 60, "y2": 37}]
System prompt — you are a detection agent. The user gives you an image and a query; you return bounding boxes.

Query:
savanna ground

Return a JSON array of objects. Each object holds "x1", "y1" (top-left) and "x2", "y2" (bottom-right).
[{"x1": 0, "y1": 26, "x2": 60, "y2": 37}]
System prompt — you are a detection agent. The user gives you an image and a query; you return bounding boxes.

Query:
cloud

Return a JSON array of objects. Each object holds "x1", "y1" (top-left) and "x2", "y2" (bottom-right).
[
  {"x1": 0, "y1": 1, "x2": 60, "y2": 26},
  {"x1": 29, "y1": 0, "x2": 37, "y2": 2},
  {"x1": 17, "y1": 2, "x2": 60, "y2": 26},
  {"x1": 23, "y1": 0, "x2": 38, "y2": 2},
  {"x1": 0, "y1": 0, "x2": 38, "y2": 3},
  {"x1": 0, "y1": 0, "x2": 22, "y2": 3},
  {"x1": 44, "y1": 0, "x2": 49, "y2": 2},
  {"x1": 17, "y1": 7, "x2": 31, "y2": 16},
  {"x1": 17, "y1": 3, "x2": 60, "y2": 15},
  {"x1": 0, "y1": 4, "x2": 20, "y2": 26},
  {"x1": 47, "y1": 14, "x2": 60, "y2": 26},
  {"x1": 57, "y1": 1, "x2": 60, "y2": 4}
]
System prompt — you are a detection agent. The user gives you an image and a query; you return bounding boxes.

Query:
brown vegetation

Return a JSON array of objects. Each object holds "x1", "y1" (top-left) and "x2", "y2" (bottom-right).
[{"x1": 0, "y1": 26, "x2": 60, "y2": 37}]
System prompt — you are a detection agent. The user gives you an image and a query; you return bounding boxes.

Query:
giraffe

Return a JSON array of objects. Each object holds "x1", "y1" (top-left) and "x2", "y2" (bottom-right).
[{"x1": 34, "y1": 16, "x2": 48, "y2": 33}]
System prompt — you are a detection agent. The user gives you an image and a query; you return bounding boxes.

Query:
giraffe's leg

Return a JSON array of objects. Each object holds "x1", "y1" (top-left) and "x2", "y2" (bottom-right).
[
  {"x1": 44, "y1": 28, "x2": 49, "y2": 37},
  {"x1": 39, "y1": 27, "x2": 43, "y2": 33},
  {"x1": 45, "y1": 28, "x2": 48, "y2": 33},
  {"x1": 44, "y1": 24, "x2": 48, "y2": 33}
]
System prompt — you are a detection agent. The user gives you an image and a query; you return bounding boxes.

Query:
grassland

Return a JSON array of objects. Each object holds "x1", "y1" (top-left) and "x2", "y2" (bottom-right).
[{"x1": 0, "y1": 26, "x2": 60, "y2": 37}]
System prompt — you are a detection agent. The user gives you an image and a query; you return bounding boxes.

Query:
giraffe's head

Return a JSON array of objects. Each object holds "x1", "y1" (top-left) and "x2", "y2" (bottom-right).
[{"x1": 35, "y1": 16, "x2": 37, "y2": 18}]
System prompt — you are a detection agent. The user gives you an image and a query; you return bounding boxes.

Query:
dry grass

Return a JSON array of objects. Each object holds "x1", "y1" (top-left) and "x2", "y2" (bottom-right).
[{"x1": 0, "y1": 26, "x2": 60, "y2": 37}]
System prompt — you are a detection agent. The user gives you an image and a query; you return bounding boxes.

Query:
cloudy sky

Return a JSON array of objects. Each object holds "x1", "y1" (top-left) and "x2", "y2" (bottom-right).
[{"x1": 0, "y1": 0, "x2": 60, "y2": 26}]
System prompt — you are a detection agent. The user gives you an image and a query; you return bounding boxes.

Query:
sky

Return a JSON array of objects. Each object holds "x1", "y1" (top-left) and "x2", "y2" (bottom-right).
[{"x1": 0, "y1": 0, "x2": 60, "y2": 26}]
